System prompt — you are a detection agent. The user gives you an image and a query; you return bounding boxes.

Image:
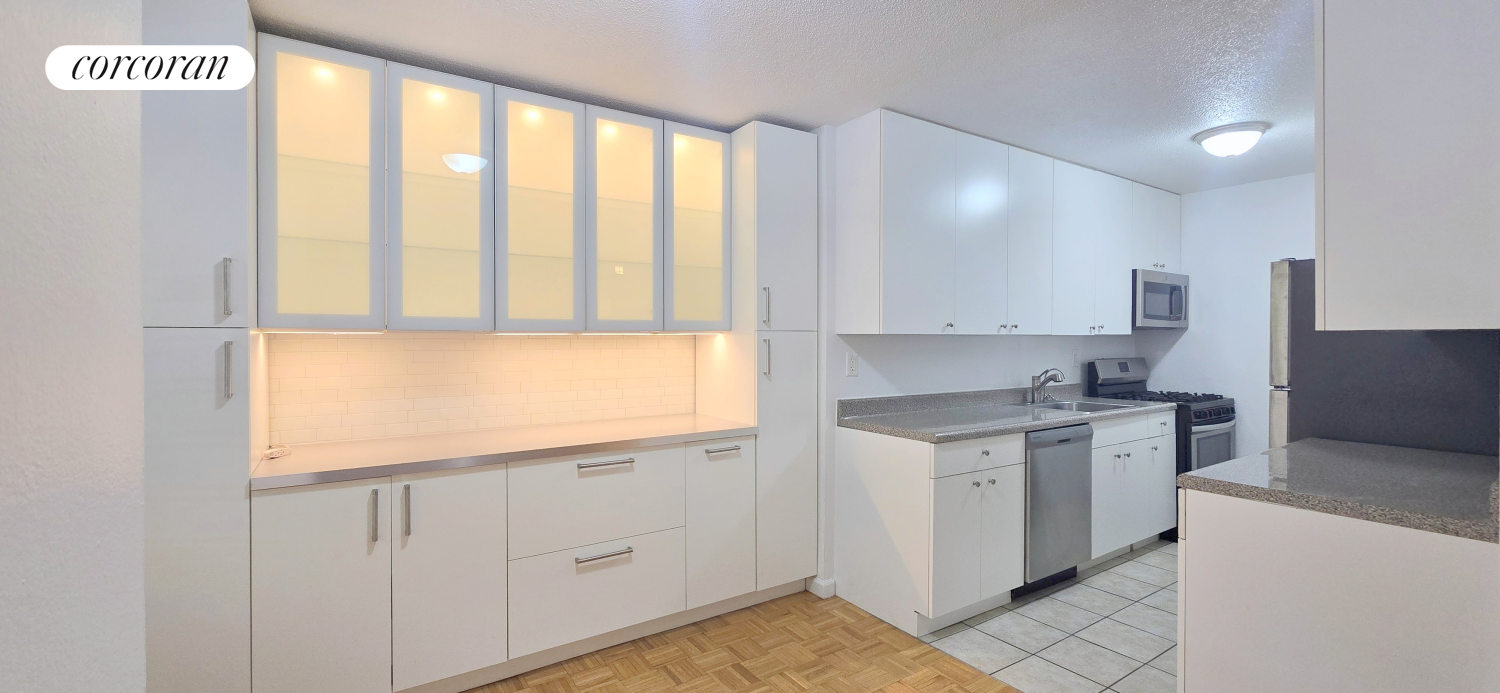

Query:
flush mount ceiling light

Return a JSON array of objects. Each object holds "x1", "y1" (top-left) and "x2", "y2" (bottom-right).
[
  {"x1": 442, "y1": 153, "x2": 488, "y2": 174},
  {"x1": 1193, "y1": 122, "x2": 1270, "y2": 157}
]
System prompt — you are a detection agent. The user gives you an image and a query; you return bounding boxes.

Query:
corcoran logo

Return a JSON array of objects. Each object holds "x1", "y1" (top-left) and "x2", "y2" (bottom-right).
[{"x1": 46, "y1": 45, "x2": 254, "y2": 90}]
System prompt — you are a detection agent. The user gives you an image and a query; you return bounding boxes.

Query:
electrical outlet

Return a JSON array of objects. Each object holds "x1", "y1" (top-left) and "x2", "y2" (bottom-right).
[
  {"x1": 845, "y1": 352, "x2": 859, "y2": 377},
  {"x1": 1072, "y1": 349, "x2": 1080, "y2": 367}
]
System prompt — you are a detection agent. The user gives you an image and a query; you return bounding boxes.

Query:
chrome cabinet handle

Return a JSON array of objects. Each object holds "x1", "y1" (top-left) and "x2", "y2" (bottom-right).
[
  {"x1": 704, "y1": 445, "x2": 741, "y2": 454},
  {"x1": 981, "y1": 449, "x2": 990, "y2": 456},
  {"x1": 988, "y1": 478, "x2": 996, "y2": 485},
  {"x1": 1011, "y1": 324, "x2": 1018, "y2": 329},
  {"x1": 368, "y1": 488, "x2": 379, "y2": 543},
  {"x1": 575, "y1": 547, "x2": 633, "y2": 564},
  {"x1": 1123, "y1": 452, "x2": 1132, "y2": 458},
  {"x1": 1115, "y1": 453, "x2": 1122, "y2": 459},
  {"x1": 972, "y1": 480, "x2": 981, "y2": 487},
  {"x1": 578, "y1": 457, "x2": 634, "y2": 470},
  {"x1": 221, "y1": 257, "x2": 233, "y2": 316},
  {"x1": 762, "y1": 338, "x2": 771, "y2": 377},
  {"x1": 402, "y1": 484, "x2": 411, "y2": 537},
  {"x1": 762, "y1": 286, "x2": 771, "y2": 326},
  {"x1": 222, "y1": 341, "x2": 233, "y2": 399},
  {"x1": 945, "y1": 322, "x2": 954, "y2": 328}
]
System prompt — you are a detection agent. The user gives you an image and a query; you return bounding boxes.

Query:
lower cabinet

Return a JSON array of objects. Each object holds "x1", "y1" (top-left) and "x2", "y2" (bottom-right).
[
  {"x1": 1092, "y1": 432, "x2": 1177, "y2": 558},
  {"x1": 686, "y1": 437, "x2": 757, "y2": 609},
  {"x1": 757, "y1": 330, "x2": 818, "y2": 588},
  {"x1": 251, "y1": 478, "x2": 393, "y2": 693},
  {"x1": 392, "y1": 467, "x2": 509, "y2": 691},
  {"x1": 508, "y1": 527, "x2": 687, "y2": 658},
  {"x1": 928, "y1": 465, "x2": 1026, "y2": 617}
]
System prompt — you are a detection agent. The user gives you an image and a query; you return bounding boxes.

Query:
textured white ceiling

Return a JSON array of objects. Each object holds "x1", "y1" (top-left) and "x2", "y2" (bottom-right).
[{"x1": 251, "y1": 0, "x2": 1313, "y2": 193}]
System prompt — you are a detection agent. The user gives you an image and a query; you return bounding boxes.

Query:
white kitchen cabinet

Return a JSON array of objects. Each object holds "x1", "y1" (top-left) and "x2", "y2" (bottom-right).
[
  {"x1": 1091, "y1": 443, "x2": 1133, "y2": 559},
  {"x1": 955, "y1": 133, "x2": 1010, "y2": 335},
  {"x1": 252, "y1": 478, "x2": 392, "y2": 693},
  {"x1": 144, "y1": 328, "x2": 249, "y2": 693},
  {"x1": 665, "y1": 122, "x2": 732, "y2": 331},
  {"x1": 1091, "y1": 174, "x2": 1134, "y2": 336},
  {"x1": 979, "y1": 464, "x2": 1027, "y2": 599},
  {"x1": 685, "y1": 437, "x2": 758, "y2": 609},
  {"x1": 386, "y1": 63, "x2": 496, "y2": 331},
  {"x1": 834, "y1": 109, "x2": 957, "y2": 334},
  {"x1": 736, "y1": 122, "x2": 818, "y2": 332},
  {"x1": 930, "y1": 472, "x2": 984, "y2": 616},
  {"x1": 1130, "y1": 182, "x2": 1180, "y2": 273},
  {"x1": 391, "y1": 467, "x2": 508, "y2": 691},
  {"x1": 586, "y1": 106, "x2": 663, "y2": 330},
  {"x1": 1317, "y1": 0, "x2": 1500, "y2": 330},
  {"x1": 1140, "y1": 434, "x2": 1178, "y2": 539},
  {"x1": 508, "y1": 444, "x2": 686, "y2": 559},
  {"x1": 1006, "y1": 147, "x2": 1054, "y2": 335},
  {"x1": 508, "y1": 528, "x2": 687, "y2": 658},
  {"x1": 495, "y1": 87, "x2": 587, "y2": 331},
  {"x1": 757, "y1": 330, "x2": 819, "y2": 588},
  {"x1": 1053, "y1": 162, "x2": 1132, "y2": 336},
  {"x1": 1093, "y1": 426, "x2": 1174, "y2": 558},
  {"x1": 257, "y1": 35, "x2": 387, "y2": 329}
]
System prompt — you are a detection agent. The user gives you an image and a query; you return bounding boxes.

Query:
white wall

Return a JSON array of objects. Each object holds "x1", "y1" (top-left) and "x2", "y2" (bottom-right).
[
  {"x1": 1139, "y1": 173, "x2": 1315, "y2": 457},
  {"x1": 0, "y1": 0, "x2": 145, "y2": 691}
]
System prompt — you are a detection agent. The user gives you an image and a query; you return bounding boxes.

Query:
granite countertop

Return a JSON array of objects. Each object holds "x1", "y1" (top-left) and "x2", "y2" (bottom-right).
[
  {"x1": 251, "y1": 413, "x2": 756, "y2": 491},
  {"x1": 837, "y1": 384, "x2": 1177, "y2": 444},
  {"x1": 1179, "y1": 438, "x2": 1499, "y2": 543}
]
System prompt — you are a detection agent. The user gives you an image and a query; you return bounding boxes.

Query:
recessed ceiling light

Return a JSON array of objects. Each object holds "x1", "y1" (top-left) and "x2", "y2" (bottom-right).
[{"x1": 1193, "y1": 122, "x2": 1269, "y2": 157}]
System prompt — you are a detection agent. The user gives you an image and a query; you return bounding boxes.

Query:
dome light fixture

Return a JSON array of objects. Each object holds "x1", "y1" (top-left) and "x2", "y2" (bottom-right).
[
  {"x1": 442, "y1": 153, "x2": 488, "y2": 174},
  {"x1": 1193, "y1": 122, "x2": 1269, "y2": 157}
]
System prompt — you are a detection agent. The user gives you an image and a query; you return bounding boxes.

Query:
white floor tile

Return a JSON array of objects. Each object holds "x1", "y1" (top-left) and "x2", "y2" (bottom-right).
[
  {"x1": 1111, "y1": 663, "x2": 1176, "y2": 693},
  {"x1": 1147, "y1": 646, "x2": 1177, "y2": 675},
  {"x1": 1132, "y1": 551, "x2": 1177, "y2": 572},
  {"x1": 1014, "y1": 597, "x2": 1106, "y2": 633},
  {"x1": 1109, "y1": 604, "x2": 1177, "y2": 642},
  {"x1": 1106, "y1": 561, "x2": 1177, "y2": 588},
  {"x1": 1075, "y1": 618, "x2": 1173, "y2": 662},
  {"x1": 994, "y1": 655, "x2": 1106, "y2": 693},
  {"x1": 933, "y1": 628, "x2": 1029, "y2": 674},
  {"x1": 1081, "y1": 572, "x2": 1159, "y2": 600},
  {"x1": 1052, "y1": 583, "x2": 1135, "y2": 616},
  {"x1": 963, "y1": 604, "x2": 1012, "y2": 627},
  {"x1": 974, "y1": 611, "x2": 1070, "y2": 653},
  {"x1": 1038, "y1": 636, "x2": 1145, "y2": 686},
  {"x1": 1153, "y1": 542, "x2": 1178, "y2": 556},
  {"x1": 921, "y1": 622, "x2": 971, "y2": 643},
  {"x1": 1138, "y1": 587, "x2": 1177, "y2": 615}
]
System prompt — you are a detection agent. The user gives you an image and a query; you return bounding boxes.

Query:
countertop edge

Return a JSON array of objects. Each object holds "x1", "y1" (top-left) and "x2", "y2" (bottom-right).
[
  {"x1": 250, "y1": 424, "x2": 758, "y2": 492},
  {"x1": 1177, "y1": 474, "x2": 1499, "y2": 544},
  {"x1": 836, "y1": 401, "x2": 1178, "y2": 444}
]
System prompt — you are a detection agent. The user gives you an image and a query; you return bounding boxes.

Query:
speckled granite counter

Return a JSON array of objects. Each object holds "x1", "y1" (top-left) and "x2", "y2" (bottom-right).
[
  {"x1": 836, "y1": 384, "x2": 1176, "y2": 444},
  {"x1": 1179, "y1": 438, "x2": 1499, "y2": 543}
]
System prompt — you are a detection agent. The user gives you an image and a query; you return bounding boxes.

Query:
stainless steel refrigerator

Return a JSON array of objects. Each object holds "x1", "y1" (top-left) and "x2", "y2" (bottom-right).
[{"x1": 1269, "y1": 259, "x2": 1498, "y2": 454}]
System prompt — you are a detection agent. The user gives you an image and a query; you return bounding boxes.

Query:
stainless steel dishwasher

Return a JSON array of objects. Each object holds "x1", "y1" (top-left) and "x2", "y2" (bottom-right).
[{"x1": 1025, "y1": 423, "x2": 1093, "y2": 583}]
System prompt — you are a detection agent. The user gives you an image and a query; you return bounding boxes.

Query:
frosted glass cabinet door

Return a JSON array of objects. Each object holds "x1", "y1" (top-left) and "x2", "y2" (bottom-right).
[
  {"x1": 496, "y1": 87, "x2": 586, "y2": 331},
  {"x1": 386, "y1": 64, "x2": 496, "y2": 330},
  {"x1": 665, "y1": 122, "x2": 731, "y2": 331},
  {"x1": 587, "y1": 106, "x2": 663, "y2": 331},
  {"x1": 257, "y1": 35, "x2": 386, "y2": 329}
]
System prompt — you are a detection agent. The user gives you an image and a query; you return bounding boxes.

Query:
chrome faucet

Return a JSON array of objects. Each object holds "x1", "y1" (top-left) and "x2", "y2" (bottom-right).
[{"x1": 1029, "y1": 368, "x2": 1065, "y2": 403}]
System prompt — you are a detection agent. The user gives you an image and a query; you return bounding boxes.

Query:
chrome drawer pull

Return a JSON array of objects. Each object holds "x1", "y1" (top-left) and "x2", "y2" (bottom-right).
[
  {"x1": 221, "y1": 257, "x2": 233, "y2": 316},
  {"x1": 368, "y1": 488, "x2": 379, "y2": 543},
  {"x1": 704, "y1": 445, "x2": 741, "y2": 454},
  {"x1": 578, "y1": 457, "x2": 634, "y2": 470},
  {"x1": 575, "y1": 547, "x2": 633, "y2": 564}
]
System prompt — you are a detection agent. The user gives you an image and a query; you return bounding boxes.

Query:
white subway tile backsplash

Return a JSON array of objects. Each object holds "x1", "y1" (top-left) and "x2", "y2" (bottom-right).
[{"x1": 266, "y1": 333, "x2": 696, "y2": 444}]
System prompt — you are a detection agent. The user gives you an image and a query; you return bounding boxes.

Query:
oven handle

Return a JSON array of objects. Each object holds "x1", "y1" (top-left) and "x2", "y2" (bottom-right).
[{"x1": 1191, "y1": 420, "x2": 1237, "y2": 434}]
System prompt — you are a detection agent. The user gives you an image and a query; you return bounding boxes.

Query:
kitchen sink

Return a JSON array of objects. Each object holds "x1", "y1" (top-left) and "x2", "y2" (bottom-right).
[{"x1": 1026, "y1": 400, "x2": 1135, "y2": 412}]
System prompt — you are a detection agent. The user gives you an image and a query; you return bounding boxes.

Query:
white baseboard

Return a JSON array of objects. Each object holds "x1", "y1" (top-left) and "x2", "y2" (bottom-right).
[
  {"x1": 401, "y1": 579, "x2": 807, "y2": 693},
  {"x1": 808, "y1": 576, "x2": 837, "y2": 598}
]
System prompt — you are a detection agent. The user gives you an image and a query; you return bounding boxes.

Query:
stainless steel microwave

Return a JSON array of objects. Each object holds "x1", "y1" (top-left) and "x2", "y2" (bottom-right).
[{"x1": 1134, "y1": 270, "x2": 1188, "y2": 329}]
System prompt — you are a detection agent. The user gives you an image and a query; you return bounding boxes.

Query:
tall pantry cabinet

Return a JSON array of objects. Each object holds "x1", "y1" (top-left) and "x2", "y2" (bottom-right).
[
  {"x1": 732, "y1": 122, "x2": 821, "y2": 589},
  {"x1": 141, "y1": 2, "x2": 254, "y2": 693}
]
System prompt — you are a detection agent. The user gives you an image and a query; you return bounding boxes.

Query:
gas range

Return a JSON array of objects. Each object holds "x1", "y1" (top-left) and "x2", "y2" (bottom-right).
[
  {"x1": 1085, "y1": 357, "x2": 1239, "y2": 476},
  {"x1": 1097, "y1": 390, "x2": 1236, "y2": 425}
]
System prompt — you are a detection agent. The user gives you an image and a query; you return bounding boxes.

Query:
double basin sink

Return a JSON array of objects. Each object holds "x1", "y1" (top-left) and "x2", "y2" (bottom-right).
[{"x1": 1026, "y1": 400, "x2": 1134, "y2": 412}]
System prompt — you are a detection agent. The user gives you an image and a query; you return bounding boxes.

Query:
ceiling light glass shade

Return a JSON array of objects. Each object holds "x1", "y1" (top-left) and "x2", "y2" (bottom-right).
[
  {"x1": 1193, "y1": 122, "x2": 1269, "y2": 157},
  {"x1": 442, "y1": 153, "x2": 488, "y2": 173}
]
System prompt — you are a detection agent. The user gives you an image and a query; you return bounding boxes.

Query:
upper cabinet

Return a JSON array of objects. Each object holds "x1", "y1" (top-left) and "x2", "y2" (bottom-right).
[
  {"x1": 386, "y1": 64, "x2": 495, "y2": 331},
  {"x1": 257, "y1": 35, "x2": 386, "y2": 329},
  {"x1": 834, "y1": 108, "x2": 1179, "y2": 337},
  {"x1": 1317, "y1": 0, "x2": 1500, "y2": 330},
  {"x1": 665, "y1": 122, "x2": 732, "y2": 331},
  {"x1": 737, "y1": 122, "x2": 818, "y2": 332},
  {"x1": 587, "y1": 106, "x2": 663, "y2": 331},
  {"x1": 495, "y1": 88, "x2": 586, "y2": 331},
  {"x1": 256, "y1": 35, "x2": 738, "y2": 333}
]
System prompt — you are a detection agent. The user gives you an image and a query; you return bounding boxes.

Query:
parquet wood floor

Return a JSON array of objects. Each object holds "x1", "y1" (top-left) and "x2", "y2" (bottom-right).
[{"x1": 468, "y1": 592, "x2": 1019, "y2": 693}]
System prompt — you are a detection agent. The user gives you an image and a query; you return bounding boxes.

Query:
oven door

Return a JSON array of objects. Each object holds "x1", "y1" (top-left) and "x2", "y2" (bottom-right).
[
  {"x1": 1189, "y1": 420, "x2": 1236, "y2": 470},
  {"x1": 1135, "y1": 270, "x2": 1188, "y2": 329}
]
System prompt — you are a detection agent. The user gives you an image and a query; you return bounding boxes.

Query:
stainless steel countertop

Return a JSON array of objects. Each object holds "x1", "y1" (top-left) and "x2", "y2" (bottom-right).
[
  {"x1": 1179, "y1": 438, "x2": 1499, "y2": 543},
  {"x1": 251, "y1": 413, "x2": 756, "y2": 490},
  {"x1": 836, "y1": 385, "x2": 1176, "y2": 444}
]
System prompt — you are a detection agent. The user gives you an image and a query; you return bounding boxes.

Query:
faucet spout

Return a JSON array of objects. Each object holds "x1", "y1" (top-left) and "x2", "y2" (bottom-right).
[{"x1": 1030, "y1": 368, "x2": 1066, "y2": 403}]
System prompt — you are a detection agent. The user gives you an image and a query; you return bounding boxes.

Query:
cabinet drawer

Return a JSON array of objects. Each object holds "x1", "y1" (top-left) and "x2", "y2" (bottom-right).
[
  {"x1": 1091, "y1": 414, "x2": 1152, "y2": 448},
  {"x1": 508, "y1": 527, "x2": 686, "y2": 658},
  {"x1": 509, "y1": 444, "x2": 685, "y2": 559},
  {"x1": 932, "y1": 433, "x2": 1024, "y2": 478},
  {"x1": 1148, "y1": 410, "x2": 1176, "y2": 438}
]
